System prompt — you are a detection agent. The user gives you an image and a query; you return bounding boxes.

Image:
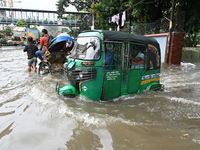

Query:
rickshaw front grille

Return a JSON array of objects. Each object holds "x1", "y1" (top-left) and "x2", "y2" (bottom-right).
[{"x1": 67, "y1": 68, "x2": 96, "y2": 83}]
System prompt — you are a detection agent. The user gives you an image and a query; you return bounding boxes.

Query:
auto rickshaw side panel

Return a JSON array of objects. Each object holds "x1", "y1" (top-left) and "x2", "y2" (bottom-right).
[
  {"x1": 101, "y1": 69, "x2": 122, "y2": 100},
  {"x1": 127, "y1": 69, "x2": 144, "y2": 93},
  {"x1": 139, "y1": 69, "x2": 162, "y2": 92},
  {"x1": 79, "y1": 67, "x2": 104, "y2": 101},
  {"x1": 139, "y1": 40, "x2": 163, "y2": 92}
]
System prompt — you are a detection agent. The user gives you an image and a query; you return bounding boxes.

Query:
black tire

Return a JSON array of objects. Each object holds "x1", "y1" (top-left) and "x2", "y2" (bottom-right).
[{"x1": 38, "y1": 62, "x2": 52, "y2": 75}]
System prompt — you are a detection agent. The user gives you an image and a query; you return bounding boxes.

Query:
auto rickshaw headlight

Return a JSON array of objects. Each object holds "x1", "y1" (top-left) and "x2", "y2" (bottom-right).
[
  {"x1": 79, "y1": 72, "x2": 83, "y2": 78},
  {"x1": 81, "y1": 62, "x2": 94, "y2": 66}
]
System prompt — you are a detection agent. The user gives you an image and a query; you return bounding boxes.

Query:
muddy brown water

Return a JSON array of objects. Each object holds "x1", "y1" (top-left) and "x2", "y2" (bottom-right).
[{"x1": 0, "y1": 46, "x2": 200, "y2": 150}]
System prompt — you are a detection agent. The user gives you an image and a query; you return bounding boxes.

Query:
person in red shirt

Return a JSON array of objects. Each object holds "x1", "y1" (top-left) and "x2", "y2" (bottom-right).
[{"x1": 35, "y1": 29, "x2": 49, "y2": 62}]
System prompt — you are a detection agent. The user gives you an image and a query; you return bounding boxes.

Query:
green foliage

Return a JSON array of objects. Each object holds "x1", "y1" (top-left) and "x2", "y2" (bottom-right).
[
  {"x1": 61, "y1": 28, "x2": 69, "y2": 33},
  {"x1": 90, "y1": 0, "x2": 129, "y2": 30},
  {"x1": 63, "y1": 14, "x2": 80, "y2": 20},
  {"x1": 134, "y1": 0, "x2": 171, "y2": 23},
  {"x1": 0, "y1": 32, "x2": 3, "y2": 38},
  {"x1": 31, "y1": 25, "x2": 38, "y2": 30},
  {"x1": 2, "y1": 26, "x2": 12, "y2": 36},
  {"x1": 26, "y1": 19, "x2": 30, "y2": 22},
  {"x1": 1, "y1": 38, "x2": 8, "y2": 44},
  {"x1": 55, "y1": 27, "x2": 81, "y2": 37},
  {"x1": 56, "y1": 0, "x2": 70, "y2": 19},
  {"x1": 56, "y1": 0, "x2": 93, "y2": 17},
  {"x1": 56, "y1": 0, "x2": 200, "y2": 46},
  {"x1": 184, "y1": 32, "x2": 200, "y2": 47},
  {"x1": 67, "y1": 27, "x2": 82, "y2": 37},
  {"x1": 176, "y1": 0, "x2": 200, "y2": 46},
  {"x1": 16, "y1": 19, "x2": 28, "y2": 27}
]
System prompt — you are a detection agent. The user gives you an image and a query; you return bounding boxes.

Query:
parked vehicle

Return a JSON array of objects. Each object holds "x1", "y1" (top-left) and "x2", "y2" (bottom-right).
[
  {"x1": 11, "y1": 27, "x2": 39, "y2": 45},
  {"x1": 56, "y1": 30, "x2": 164, "y2": 101},
  {"x1": 7, "y1": 38, "x2": 12, "y2": 43}
]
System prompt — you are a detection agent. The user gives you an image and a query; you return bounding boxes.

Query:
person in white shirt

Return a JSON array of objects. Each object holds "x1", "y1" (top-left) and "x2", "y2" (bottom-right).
[{"x1": 130, "y1": 49, "x2": 145, "y2": 69}]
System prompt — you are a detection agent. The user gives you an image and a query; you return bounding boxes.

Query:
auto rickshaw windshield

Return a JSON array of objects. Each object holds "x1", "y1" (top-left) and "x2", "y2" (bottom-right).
[{"x1": 70, "y1": 37, "x2": 100, "y2": 60}]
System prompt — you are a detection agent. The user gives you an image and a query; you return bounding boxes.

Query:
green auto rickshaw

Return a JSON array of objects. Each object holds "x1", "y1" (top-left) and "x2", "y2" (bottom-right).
[{"x1": 56, "y1": 30, "x2": 164, "y2": 101}]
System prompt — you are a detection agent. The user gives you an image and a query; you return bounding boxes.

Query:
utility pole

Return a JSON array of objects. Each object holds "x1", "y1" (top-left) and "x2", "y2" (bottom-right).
[
  {"x1": 165, "y1": 0, "x2": 175, "y2": 63},
  {"x1": 91, "y1": 1, "x2": 94, "y2": 30},
  {"x1": 165, "y1": 0, "x2": 185, "y2": 65},
  {"x1": 170, "y1": 0, "x2": 175, "y2": 31}
]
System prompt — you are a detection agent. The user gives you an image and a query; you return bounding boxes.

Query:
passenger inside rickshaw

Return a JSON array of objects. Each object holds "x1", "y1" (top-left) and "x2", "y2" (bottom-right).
[{"x1": 130, "y1": 45, "x2": 145, "y2": 69}]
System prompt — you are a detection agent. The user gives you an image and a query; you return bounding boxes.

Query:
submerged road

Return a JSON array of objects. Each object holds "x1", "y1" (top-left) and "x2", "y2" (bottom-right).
[{"x1": 0, "y1": 46, "x2": 200, "y2": 150}]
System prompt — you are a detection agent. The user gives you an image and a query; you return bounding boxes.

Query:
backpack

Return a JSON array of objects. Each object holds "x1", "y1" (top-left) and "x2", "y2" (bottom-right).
[{"x1": 47, "y1": 35, "x2": 54, "y2": 47}]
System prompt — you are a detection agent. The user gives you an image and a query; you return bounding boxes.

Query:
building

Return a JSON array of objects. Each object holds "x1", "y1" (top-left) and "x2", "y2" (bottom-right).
[{"x1": 0, "y1": 0, "x2": 13, "y2": 18}]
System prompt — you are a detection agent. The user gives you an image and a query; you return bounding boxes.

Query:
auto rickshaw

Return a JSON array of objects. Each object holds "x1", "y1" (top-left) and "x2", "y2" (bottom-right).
[
  {"x1": 38, "y1": 34, "x2": 74, "y2": 75},
  {"x1": 56, "y1": 30, "x2": 164, "y2": 101}
]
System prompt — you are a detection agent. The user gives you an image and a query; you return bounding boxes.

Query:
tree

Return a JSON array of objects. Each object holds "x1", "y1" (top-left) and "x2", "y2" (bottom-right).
[
  {"x1": 56, "y1": 0, "x2": 128, "y2": 30},
  {"x1": 31, "y1": 25, "x2": 38, "y2": 30},
  {"x1": 2, "y1": 25, "x2": 12, "y2": 36},
  {"x1": 56, "y1": 0, "x2": 200, "y2": 46},
  {"x1": 0, "y1": 32, "x2": 3, "y2": 38},
  {"x1": 90, "y1": 0, "x2": 129, "y2": 30},
  {"x1": 129, "y1": 0, "x2": 171, "y2": 33},
  {"x1": 56, "y1": 0, "x2": 95, "y2": 34},
  {"x1": 56, "y1": 0, "x2": 94, "y2": 19},
  {"x1": 16, "y1": 19, "x2": 28, "y2": 27},
  {"x1": 129, "y1": 0, "x2": 200, "y2": 46},
  {"x1": 176, "y1": 0, "x2": 200, "y2": 46}
]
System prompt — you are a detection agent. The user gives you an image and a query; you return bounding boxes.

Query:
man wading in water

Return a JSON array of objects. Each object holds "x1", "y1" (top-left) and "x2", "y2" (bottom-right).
[{"x1": 23, "y1": 36, "x2": 38, "y2": 72}]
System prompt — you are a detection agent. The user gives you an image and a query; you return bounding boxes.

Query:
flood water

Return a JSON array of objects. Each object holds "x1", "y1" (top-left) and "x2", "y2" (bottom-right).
[{"x1": 0, "y1": 46, "x2": 200, "y2": 150}]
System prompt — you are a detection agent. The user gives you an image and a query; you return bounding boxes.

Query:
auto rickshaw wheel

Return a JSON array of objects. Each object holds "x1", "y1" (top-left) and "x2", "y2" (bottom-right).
[{"x1": 38, "y1": 62, "x2": 52, "y2": 75}]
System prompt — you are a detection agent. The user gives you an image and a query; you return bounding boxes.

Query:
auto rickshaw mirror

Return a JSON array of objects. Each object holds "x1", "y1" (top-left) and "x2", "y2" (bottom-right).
[{"x1": 68, "y1": 61, "x2": 75, "y2": 68}]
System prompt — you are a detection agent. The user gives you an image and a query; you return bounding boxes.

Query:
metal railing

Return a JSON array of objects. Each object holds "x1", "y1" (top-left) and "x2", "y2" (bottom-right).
[{"x1": 0, "y1": 7, "x2": 91, "y2": 27}]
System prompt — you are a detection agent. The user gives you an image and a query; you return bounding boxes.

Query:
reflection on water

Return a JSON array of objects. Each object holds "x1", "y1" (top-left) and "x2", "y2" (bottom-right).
[{"x1": 0, "y1": 47, "x2": 200, "y2": 150}]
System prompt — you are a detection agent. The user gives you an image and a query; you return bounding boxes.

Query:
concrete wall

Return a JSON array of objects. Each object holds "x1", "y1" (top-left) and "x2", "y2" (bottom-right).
[{"x1": 182, "y1": 47, "x2": 200, "y2": 63}]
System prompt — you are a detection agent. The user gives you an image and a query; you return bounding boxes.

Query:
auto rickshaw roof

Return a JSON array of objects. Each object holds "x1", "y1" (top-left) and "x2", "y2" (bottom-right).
[{"x1": 81, "y1": 30, "x2": 159, "y2": 46}]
